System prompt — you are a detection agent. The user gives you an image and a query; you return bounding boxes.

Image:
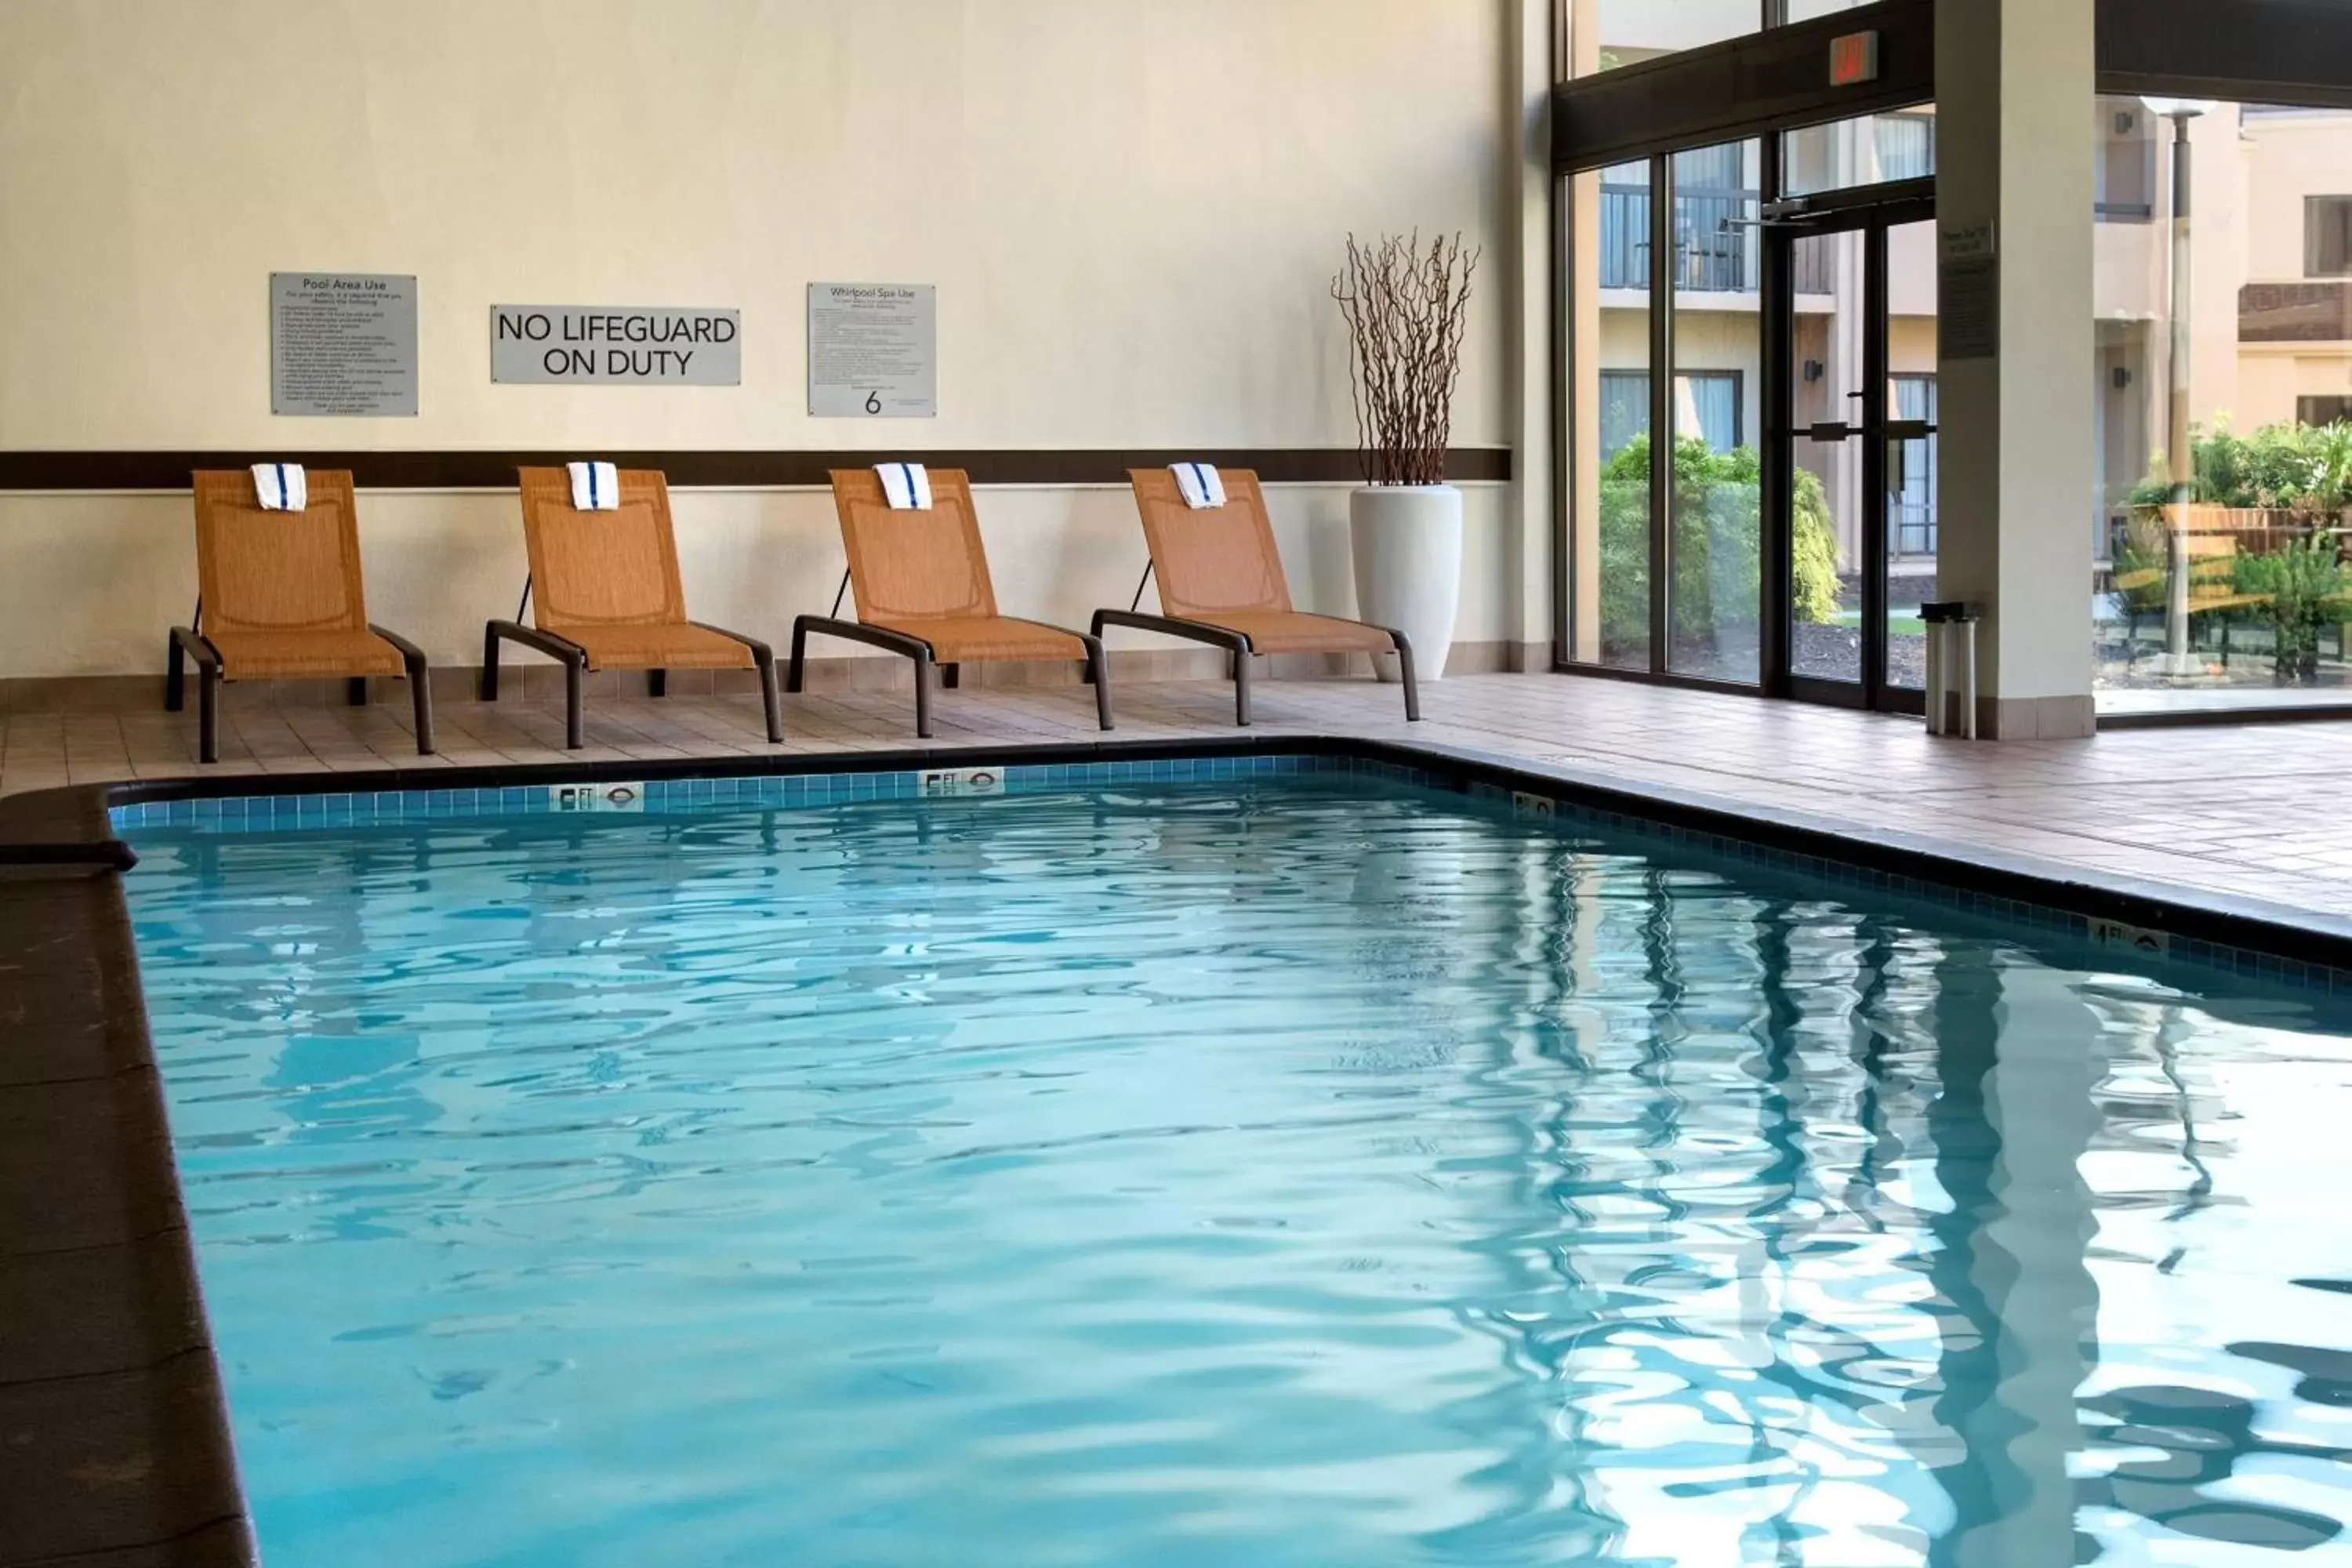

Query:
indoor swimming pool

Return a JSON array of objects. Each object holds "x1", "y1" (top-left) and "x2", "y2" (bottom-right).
[{"x1": 118, "y1": 762, "x2": 2352, "y2": 1566}]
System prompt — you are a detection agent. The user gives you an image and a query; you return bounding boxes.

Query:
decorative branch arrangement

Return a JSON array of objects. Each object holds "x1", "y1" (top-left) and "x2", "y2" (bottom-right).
[{"x1": 1330, "y1": 232, "x2": 1480, "y2": 488}]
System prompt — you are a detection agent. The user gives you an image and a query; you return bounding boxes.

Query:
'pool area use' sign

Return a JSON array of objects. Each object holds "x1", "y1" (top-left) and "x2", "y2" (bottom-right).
[
  {"x1": 491, "y1": 306, "x2": 741, "y2": 385},
  {"x1": 273, "y1": 272, "x2": 418, "y2": 416}
]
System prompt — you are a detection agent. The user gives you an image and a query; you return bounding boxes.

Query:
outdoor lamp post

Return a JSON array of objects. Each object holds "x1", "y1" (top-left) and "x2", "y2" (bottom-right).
[{"x1": 2145, "y1": 98, "x2": 2216, "y2": 678}]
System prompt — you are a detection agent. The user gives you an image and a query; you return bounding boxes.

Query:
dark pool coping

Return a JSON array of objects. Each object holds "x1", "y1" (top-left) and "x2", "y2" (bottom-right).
[{"x1": 5, "y1": 731, "x2": 2352, "y2": 1568}]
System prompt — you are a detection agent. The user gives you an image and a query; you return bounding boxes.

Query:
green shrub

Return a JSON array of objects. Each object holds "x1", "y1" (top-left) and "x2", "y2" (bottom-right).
[
  {"x1": 1595, "y1": 436, "x2": 1841, "y2": 655},
  {"x1": 2234, "y1": 532, "x2": 2352, "y2": 682},
  {"x1": 2130, "y1": 417, "x2": 2352, "y2": 514}
]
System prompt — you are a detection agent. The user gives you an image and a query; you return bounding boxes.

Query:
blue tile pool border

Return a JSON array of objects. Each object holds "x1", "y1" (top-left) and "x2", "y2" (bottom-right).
[
  {"x1": 81, "y1": 735, "x2": 2352, "y2": 997},
  {"x1": 101, "y1": 751, "x2": 1400, "y2": 833}
]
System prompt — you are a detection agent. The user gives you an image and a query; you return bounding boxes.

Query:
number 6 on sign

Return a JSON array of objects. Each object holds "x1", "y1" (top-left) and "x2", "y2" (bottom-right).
[{"x1": 808, "y1": 282, "x2": 938, "y2": 418}]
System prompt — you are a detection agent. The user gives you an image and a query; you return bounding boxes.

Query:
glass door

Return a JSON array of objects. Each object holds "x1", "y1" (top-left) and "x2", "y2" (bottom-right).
[{"x1": 1768, "y1": 196, "x2": 1935, "y2": 712}]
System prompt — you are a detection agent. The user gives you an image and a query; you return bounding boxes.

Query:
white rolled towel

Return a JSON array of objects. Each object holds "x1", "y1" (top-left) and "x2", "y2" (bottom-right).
[
  {"x1": 251, "y1": 463, "x2": 307, "y2": 513},
  {"x1": 1171, "y1": 462, "x2": 1226, "y2": 510},
  {"x1": 876, "y1": 461, "x2": 932, "y2": 510},
  {"x1": 567, "y1": 461, "x2": 621, "y2": 511}
]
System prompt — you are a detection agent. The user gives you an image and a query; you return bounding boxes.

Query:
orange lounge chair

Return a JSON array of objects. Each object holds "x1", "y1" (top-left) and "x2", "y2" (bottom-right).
[
  {"x1": 1094, "y1": 467, "x2": 1419, "y2": 725},
  {"x1": 167, "y1": 470, "x2": 434, "y2": 764},
  {"x1": 482, "y1": 466, "x2": 782, "y2": 750},
  {"x1": 787, "y1": 469, "x2": 1114, "y2": 737}
]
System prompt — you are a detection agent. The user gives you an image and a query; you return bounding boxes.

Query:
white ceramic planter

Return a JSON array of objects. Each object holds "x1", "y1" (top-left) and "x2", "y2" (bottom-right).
[{"x1": 1349, "y1": 485, "x2": 1463, "y2": 683}]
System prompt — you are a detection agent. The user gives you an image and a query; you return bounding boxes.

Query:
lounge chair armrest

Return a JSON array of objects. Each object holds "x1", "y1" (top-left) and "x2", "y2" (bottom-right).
[
  {"x1": 170, "y1": 624, "x2": 223, "y2": 672},
  {"x1": 368, "y1": 623, "x2": 432, "y2": 672},
  {"x1": 792, "y1": 615, "x2": 936, "y2": 662},
  {"x1": 690, "y1": 620, "x2": 778, "y2": 665},
  {"x1": 485, "y1": 619, "x2": 588, "y2": 666},
  {"x1": 1090, "y1": 608, "x2": 1253, "y2": 655}
]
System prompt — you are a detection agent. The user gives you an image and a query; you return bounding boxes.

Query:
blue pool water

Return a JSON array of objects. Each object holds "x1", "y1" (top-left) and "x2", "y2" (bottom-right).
[{"x1": 123, "y1": 776, "x2": 2352, "y2": 1566}]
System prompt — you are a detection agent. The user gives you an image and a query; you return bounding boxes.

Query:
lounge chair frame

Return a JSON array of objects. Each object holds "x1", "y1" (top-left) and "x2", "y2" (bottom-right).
[
  {"x1": 481, "y1": 470, "x2": 784, "y2": 750},
  {"x1": 165, "y1": 615, "x2": 434, "y2": 766},
  {"x1": 1096, "y1": 471, "x2": 1421, "y2": 726},
  {"x1": 787, "y1": 470, "x2": 1113, "y2": 739},
  {"x1": 165, "y1": 471, "x2": 437, "y2": 764}
]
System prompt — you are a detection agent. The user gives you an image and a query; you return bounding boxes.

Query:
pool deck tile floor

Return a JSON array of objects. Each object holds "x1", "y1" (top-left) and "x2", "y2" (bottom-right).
[{"x1": 8, "y1": 670, "x2": 2352, "y2": 920}]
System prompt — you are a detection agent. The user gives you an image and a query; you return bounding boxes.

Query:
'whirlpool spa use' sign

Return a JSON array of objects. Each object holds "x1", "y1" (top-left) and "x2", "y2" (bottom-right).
[{"x1": 490, "y1": 306, "x2": 741, "y2": 385}]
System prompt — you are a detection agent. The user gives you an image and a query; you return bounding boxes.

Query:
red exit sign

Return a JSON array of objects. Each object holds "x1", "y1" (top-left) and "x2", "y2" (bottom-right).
[{"x1": 1830, "y1": 30, "x2": 1881, "y2": 87}]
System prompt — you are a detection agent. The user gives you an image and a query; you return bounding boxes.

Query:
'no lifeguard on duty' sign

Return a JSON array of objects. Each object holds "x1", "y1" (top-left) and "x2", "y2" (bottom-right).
[{"x1": 490, "y1": 306, "x2": 741, "y2": 385}]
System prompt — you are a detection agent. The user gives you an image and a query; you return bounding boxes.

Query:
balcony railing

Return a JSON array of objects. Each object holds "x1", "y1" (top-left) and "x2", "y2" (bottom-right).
[
  {"x1": 1598, "y1": 186, "x2": 1760, "y2": 293},
  {"x1": 2241, "y1": 281, "x2": 2352, "y2": 343},
  {"x1": 1597, "y1": 187, "x2": 1650, "y2": 290}
]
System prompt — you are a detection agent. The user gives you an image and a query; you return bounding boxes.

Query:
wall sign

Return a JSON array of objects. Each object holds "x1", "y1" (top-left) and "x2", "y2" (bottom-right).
[
  {"x1": 1941, "y1": 259, "x2": 1999, "y2": 361},
  {"x1": 491, "y1": 306, "x2": 741, "y2": 385},
  {"x1": 271, "y1": 272, "x2": 418, "y2": 416},
  {"x1": 808, "y1": 284, "x2": 937, "y2": 417},
  {"x1": 1939, "y1": 222, "x2": 2000, "y2": 360}
]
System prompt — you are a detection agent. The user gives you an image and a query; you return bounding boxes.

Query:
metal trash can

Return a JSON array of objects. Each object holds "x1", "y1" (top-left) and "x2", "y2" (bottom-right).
[{"x1": 1920, "y1": 601, "x2": 1980, "y2": 739}]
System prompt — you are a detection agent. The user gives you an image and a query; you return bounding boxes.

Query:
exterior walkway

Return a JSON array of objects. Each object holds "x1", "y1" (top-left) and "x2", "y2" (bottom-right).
[{"x1": 9, "y1": 670, "x2": 2352, "y2": 922}]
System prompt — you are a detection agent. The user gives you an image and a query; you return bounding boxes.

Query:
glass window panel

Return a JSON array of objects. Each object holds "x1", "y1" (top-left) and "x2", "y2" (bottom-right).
[
  {"x1": 1600, "y1": 372, "x2": 1649, "y2": 459},
  {"x1": 1569, "y1": 160, "x2": 1653, "y2": 671},
  {"x1": 1602, "y1": 372, "x2": 1741, "y2": 457},
  {"x1": 1886, "y1": 215, "x2": 1939, "y2": 698},
  {"x1": 1781, "y1": 108, "x2": 1936, "y2": 198},
  {"x1": 2093, "y1": 100, "x2": 2352, "y2": 716},
  {"x1": 1671, "y1": 143, "x2": 1757, "y2": 292},
  {"x1": 1584, "y1": 0, "x2": 1765, "y2": 75},
  {"x1": 1597, "y1": 162, "x2": 1651, "y2": 290},
  {"x1": 1792, "y1": 227, "x2": 1865, "y2": 685},
  {"x1": 1668, "y1": 139, "x2": 1762, "y2": 684}
]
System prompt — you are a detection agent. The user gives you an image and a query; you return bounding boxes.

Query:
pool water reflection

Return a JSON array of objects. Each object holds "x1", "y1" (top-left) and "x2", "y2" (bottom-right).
[{"x1": 122, "y1": 779, "x2": 2352, "y2": 1565}]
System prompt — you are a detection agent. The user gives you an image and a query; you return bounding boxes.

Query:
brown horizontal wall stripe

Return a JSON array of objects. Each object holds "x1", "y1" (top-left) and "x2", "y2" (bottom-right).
[{"x1": 0, "y1": 448, "x2": 1511, "y2": 492}]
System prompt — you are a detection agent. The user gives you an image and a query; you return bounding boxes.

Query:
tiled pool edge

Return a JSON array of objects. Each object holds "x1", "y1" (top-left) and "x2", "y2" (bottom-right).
[
  {"x1": 11, "y1": 729, "x2": 2352, "y2": 1568},
  {"x1": 96, "y1": 734, "x2": 2352, "y2": 993},
  {"x1": 0, "y1": 789, "x2": 257, "y2": 1566}
]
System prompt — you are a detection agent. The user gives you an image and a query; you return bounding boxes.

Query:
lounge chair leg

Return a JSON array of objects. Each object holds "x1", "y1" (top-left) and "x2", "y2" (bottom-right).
[
  {"x1": 410, "y1": 678, "x2": 437, "y2": 756},
  {"x1": 786, "y1": 619, "x2": 810, "y2": 694},
  {"x1": 1081, "y1": 635, "x2": 1115, "y2": 731},
  {"x1": 1393, "y1": 632, "x2": 1422, "y2": 723},
  {"x1": 481, "y1": 624, "x2": 503, "y2": 701},
  {"x1": 942, "y1": 663, "x2": 960, "y2": 691},
  {"x1": 913, "y1": 651, "x2": 935, "y2": 739},
  {"x1": 390, "y1": 642, "x2": 437, "y2": 757},
  {"x1": 756, "y1": 655, "x2": 784, "y2": 745},
  {"x1": 165, "y1": 634, "x2": 185, "y2": 712},
  {"x1": 564, "y1": 659, "x2": 586, "y2": 750},
  {"x1": 347, "y1": 677, "x2": 369, "y2": 707},
  {"x1": 1234, "y1": 651, "x2": 1253, "y2": 728},
  {"x1": 198, "y1": 665, "x2": 221, "y2": 765},
  {"x1": 649, "y1": 669, "x2": 666, "y2": 698}
]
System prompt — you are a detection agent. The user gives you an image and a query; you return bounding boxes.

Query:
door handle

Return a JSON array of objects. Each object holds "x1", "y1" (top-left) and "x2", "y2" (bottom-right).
[{"x1": 1806, "y1": 422, "x2": 1855, "y2": 442}]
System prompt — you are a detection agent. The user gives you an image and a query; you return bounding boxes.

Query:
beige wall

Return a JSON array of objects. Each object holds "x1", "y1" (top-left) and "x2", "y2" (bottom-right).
[{"x1": 0, "y1": 0, "x2": 1525, "y2": 677}]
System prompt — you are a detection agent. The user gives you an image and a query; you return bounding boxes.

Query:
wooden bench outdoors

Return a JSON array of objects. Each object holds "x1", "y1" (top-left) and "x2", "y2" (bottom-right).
[{"x1": 2114, "y1": 524, "x2": 2270, "y2": 662}]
